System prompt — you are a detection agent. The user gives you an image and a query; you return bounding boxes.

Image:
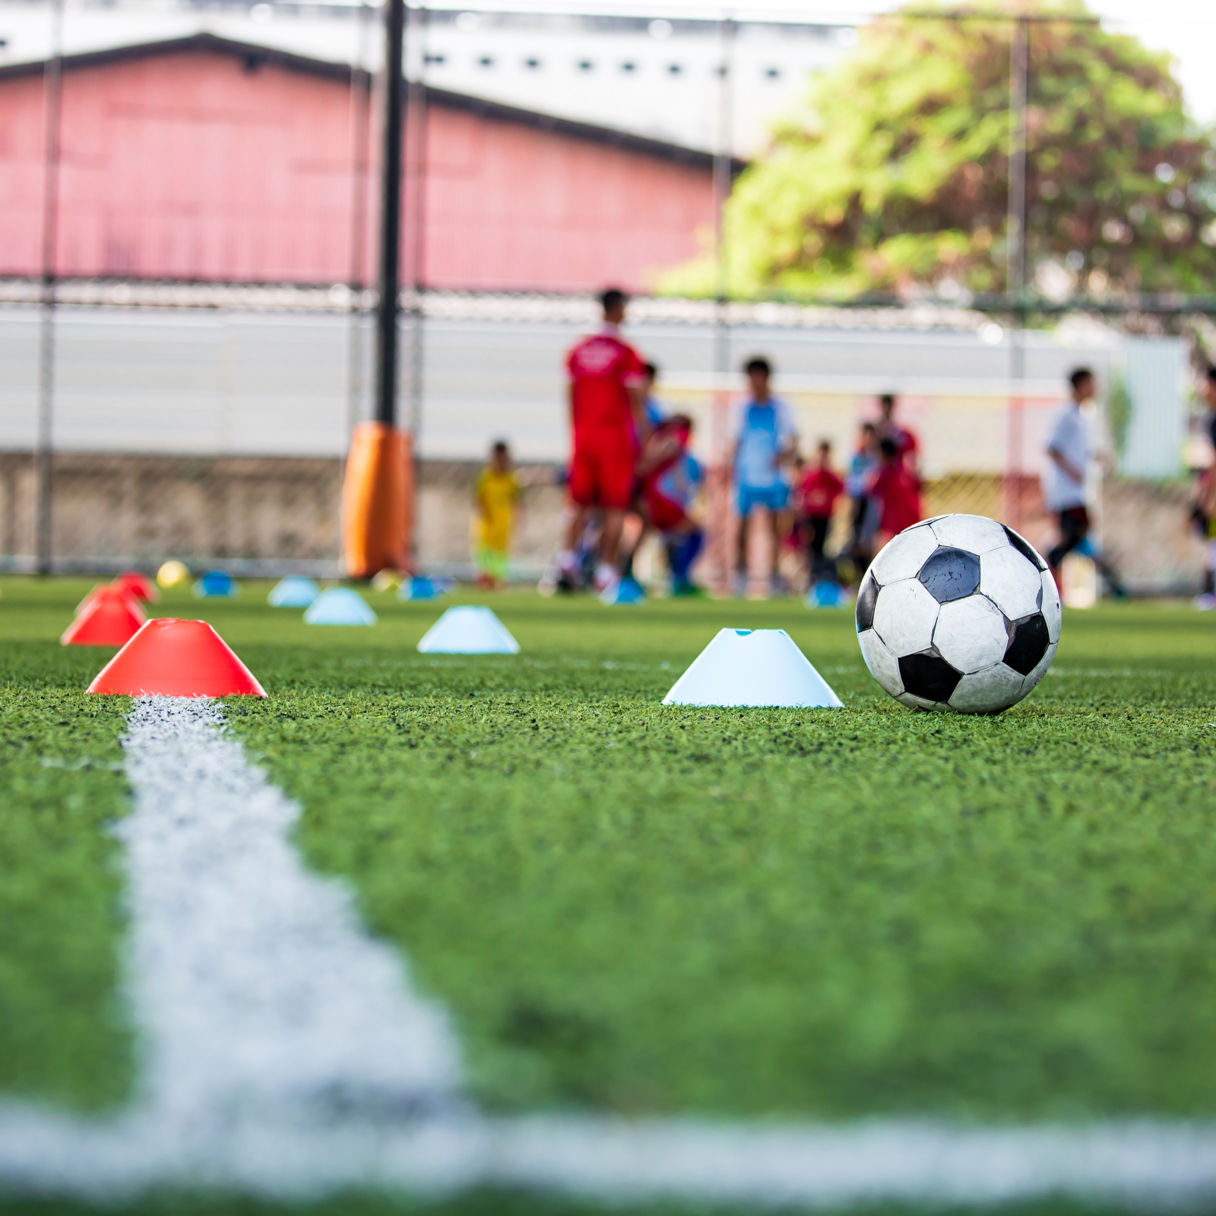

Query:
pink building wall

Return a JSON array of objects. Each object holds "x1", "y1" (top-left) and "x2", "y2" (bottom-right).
[{"x1": 0, "y1": 45, "x2": 717, "y2": 291}]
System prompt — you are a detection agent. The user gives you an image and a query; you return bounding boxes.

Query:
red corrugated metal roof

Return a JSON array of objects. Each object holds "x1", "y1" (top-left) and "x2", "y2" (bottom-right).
[{"x1": 0, "y1": 31, "x2": 746, "y2": 173}]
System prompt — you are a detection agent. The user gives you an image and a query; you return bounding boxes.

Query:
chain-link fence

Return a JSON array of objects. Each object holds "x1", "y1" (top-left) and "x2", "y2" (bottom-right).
[{"x1": 1, "y1": 0, "x2": 1213, "y2": 593}]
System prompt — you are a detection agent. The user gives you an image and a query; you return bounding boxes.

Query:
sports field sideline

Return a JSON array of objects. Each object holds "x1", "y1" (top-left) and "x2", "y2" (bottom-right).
[{"x1": 2, "y1": 576, "x2": 1216, "y2": 1215}]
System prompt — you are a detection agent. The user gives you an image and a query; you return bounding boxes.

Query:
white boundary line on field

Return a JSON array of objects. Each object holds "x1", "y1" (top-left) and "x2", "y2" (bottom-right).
[{"x1": 1, "y1": 697, "x2": 1216, "y2": 1209}]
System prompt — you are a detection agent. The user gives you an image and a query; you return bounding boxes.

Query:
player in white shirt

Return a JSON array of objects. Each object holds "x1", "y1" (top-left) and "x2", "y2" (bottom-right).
[{"x1": 1043, "y1": 367, "x2": 1126, "y2": 596}]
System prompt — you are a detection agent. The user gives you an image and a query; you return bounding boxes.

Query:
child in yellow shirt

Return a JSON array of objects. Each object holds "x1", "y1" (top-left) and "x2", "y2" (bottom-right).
[{"x1": 474, "y1": 440, "x2": 520, "y2": 588}]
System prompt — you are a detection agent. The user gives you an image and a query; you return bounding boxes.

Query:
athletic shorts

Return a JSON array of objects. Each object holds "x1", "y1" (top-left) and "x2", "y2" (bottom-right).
[
  {"x1": 568, "y1": 432, "x2": 636, "y2": 511},
  {"x1": 737, "y1": 483, "x2": 789, "y2": 517},
  {"x1": 643, "y1": 488, "x2": 688, "y2": 533},
  {"x1": 1058, "y1": 504, "x2": 1091, "y2": 540}
]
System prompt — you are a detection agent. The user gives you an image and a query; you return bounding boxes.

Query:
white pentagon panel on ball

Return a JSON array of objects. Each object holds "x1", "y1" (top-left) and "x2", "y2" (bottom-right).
[
  {"x1": 1040, "y1": 569, "x2": 1063, "y2": 643},
  {"x1": 928, "y1": 513, "x2": 1009, "y2": 554},
  {"x1": 858, "y1": 628, "x2": 903, "y2": 697},
  {"x1": 932, "y1": 594, "x2": 1010, "y2": 674},
  {"x1": 1020, "y1": 637, "x2": 1059, "y2": 699},
  {"x1": 979, "y1": 545, "x2": 1043, "y2": 620},
  {"x1": 871, "y1": 577, "x2": 941, "y2": 655},
  {"x1": 947, "y1": 664, "x2": 1029, "y2": 714},
  {"x1": 868, "y1": 524, "x2": 939, "y2": 585}
]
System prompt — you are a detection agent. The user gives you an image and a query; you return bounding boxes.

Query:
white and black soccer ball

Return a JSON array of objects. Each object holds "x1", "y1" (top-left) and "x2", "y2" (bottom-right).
[{"x1": 856, "y1": 514, "x2": 1062, "y2": 714}]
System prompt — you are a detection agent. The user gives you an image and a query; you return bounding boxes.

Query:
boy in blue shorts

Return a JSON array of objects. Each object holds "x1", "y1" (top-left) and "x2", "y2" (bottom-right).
[{"x1": 732, "y1": 356, "x2": 798, "y2": 594}]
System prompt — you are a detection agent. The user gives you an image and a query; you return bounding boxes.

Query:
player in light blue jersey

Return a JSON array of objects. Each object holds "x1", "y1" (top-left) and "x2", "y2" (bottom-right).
[{"x1": 732, "y1": 357, "x2": 797, "y2": 594}]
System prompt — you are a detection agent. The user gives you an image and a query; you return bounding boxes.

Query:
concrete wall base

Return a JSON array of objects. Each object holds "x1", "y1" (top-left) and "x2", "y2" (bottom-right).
[{"x1": 0, "y1": 451, "x2": 1206, "y2": 595}]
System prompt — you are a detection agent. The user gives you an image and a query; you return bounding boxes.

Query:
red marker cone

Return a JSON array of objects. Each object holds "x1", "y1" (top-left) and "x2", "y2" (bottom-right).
[
  {"x1": 61, "y1": 587, "x2": 147, "y2": 647},
  {"x1": 114, "y1": 571, "x2": 158, "y2": 603},
  {"x1": 87, "y1": 619, "x2": 267, "y2": 697},
  {"x1": 76, "y1": 583, "x2": 137, "y2": 616}
]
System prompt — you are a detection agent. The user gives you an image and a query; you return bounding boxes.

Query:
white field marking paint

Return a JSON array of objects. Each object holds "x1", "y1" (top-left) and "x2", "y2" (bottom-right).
[
  {"x1": 112, "y1": 697, "x2": 463, "y2": 1121},
  {"x1": 2, "y1": 697, "x2": 1216, "y2": 1208},
  {"x1": 0, "y1": 697, "x2": 473, "y2": 1201}
]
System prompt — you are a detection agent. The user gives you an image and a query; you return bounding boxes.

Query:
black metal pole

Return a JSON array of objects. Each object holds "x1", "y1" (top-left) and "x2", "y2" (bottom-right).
[
  {"x1": 1006, "y1": 14, "x2": 1029, "y2": 306},
  {"x1": 406, "y1": 5, "x2": 428, "y2": 442},
  {"x1": 35, "y1": 0, "x2": 64, "y2": 575},
  {"x1": 345, "y1": 0, "x2": 373, "y2": 445},
  {"x1": 712, "y1": 16, "x2": 734, "y2": 377},
  {"x1": 406, "y1": 5, "x2": 429, "y2": 567},
  {"x1": 1005, "y1": 13, "x2": 1029, "y2": 527},
  {"x1": 712, "y1": 15, "x2": 735, "y2": 591},
  {"x1": 374, "y1": 0, "x2": 406, "y2": 427}
]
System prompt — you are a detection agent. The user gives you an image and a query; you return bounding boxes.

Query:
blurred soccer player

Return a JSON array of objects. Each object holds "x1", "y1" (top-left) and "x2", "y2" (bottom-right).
[
  {"x1": 473, "y1": 440, "x2": 519, "y2": 589},
  {"x1": 618, "y1": 361, "x2": 668, "y2": 586},
  {"x1": 1192, "y1": 366, "x2": 1216, "y2": 608},
  {"x1": 732, "y1": 357, "x2": 798, "y2": 595},
  {"x1": 637, "y1": 413, "x2": 704, "y2": 595},
  {"x1": 1186, "y1": 362, "x2": 1216, "y2": 605},
  {"x1": 1192, "y1": 463, "x2": 1216, "y2": 610},
  {"x1": 1043, "y1": 367, "x2": 1126, "y2": 597},
  {"x1": 559, "y1": 287, "x2": 648, "y2": 594},
  {"x1": 870, "y1": 436, "x2": 923, "y2": 545},
  {"x1": 846, "y1": 421, "x2": 881, "y2": 574},
  {"x1": 640, "y1": 361, "x2": 666, "y2": 433},
  {"x1": 1202, "y1": 364, "x2": 1216, "y2": 454},
  {"x1": 875, "y1": 392, "x2": 921, "y2": 478},
  {"x1": 796, "y1": 439, "x2": 845, "y2": 585}
]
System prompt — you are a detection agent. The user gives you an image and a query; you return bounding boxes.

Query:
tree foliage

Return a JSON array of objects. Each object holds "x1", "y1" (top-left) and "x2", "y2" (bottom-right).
[{"x1": 661, "y1": 0, "x2": 1216, "y2": 302}]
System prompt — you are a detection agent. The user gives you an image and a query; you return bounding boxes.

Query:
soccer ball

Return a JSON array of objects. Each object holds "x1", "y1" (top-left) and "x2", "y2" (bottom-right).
[{"x1": 856, "y1": 514, "x2": 1061, "y2": 714}]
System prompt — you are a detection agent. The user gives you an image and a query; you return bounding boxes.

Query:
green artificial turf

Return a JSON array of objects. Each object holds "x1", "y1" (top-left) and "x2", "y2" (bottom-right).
[
  {"x1": 0, "y1": 1194, "x2": 1128, "y2": 1216},
  {"x1": 1, "y1": 575, "x2": 1216, "y2": 1216},
  {"x1": 0, "y1": 1192, "x2": 1134, "y2": 1216},
  {"x1": 225, "y1": 593, "x2": 1216, "y2": 1123},
  {"x1": 0, "y1": 581, "x2": 133, "y2": 1111}
]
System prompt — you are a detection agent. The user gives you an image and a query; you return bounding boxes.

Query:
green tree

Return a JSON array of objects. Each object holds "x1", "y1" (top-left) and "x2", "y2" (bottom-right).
[{"x1": 661, "y1": 0, "x2": 1216, "y2": 302}]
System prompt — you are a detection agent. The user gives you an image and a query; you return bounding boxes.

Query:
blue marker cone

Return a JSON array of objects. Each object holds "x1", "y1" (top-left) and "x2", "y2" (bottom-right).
[
  {"x1": 399, "y1": 575, "x2": 442, "y2": 602},
  {"x1": 194, "y1": 570, "x2": 237, "y2": 598},
  {"x1": 806, "y1": 581, "x2": 843, "y2": 608},
  {"x1": 268, "y1": 576, "x2": 319, "y2": 608},
  {"x1": 304, "y1": 587, "x2": 377, "y2": 626},
  {"x1": 601, "y1": 575, "x2": 646, "y2": 605}
]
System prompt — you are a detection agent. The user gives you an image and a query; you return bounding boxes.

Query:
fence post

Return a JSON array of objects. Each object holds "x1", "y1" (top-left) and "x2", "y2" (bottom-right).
[
  {"x1": 35, "y1": 0, "x2": 64, "y2": 575},
  {"x1": 1004, "y1": 12, "x2": 1030, "y2": 529}
]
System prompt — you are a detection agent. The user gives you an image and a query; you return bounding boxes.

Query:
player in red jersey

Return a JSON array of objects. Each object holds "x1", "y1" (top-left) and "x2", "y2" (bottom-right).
[
  {"x1": 870, "y1": 436, "x2": 924, "y2": 543},
  {"x1": 795, "y1": 439, "x2": 845, "y2": 584},
  {"x1": 558, "y1": 287, "x2": 648, "y2": 593}
]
